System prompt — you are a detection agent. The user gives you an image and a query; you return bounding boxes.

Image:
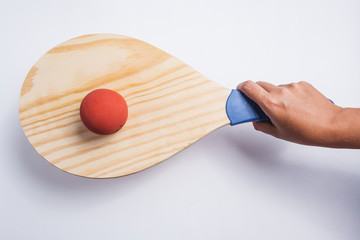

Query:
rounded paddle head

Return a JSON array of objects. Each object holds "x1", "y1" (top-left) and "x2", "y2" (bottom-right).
[{"x1": 19, "y1": 34, "x2": 230, "y2": 178}]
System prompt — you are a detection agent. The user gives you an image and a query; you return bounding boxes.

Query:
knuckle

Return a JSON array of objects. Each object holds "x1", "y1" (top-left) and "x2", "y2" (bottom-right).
[
  {"x1": 244, "y1": 80, "x2": 253, "y2": 86},
  {"x1": 266, "y1": 96, "x2": 284, "y2": 110},
  {"x1": 286, "y1": 82, "x2": 299, "y2": 89},
  {"x1": 265, "y1": 97, "x2": 277, "y2": 107},
  {"x1": 289, "y1": 82, "x2": 297, "y2": 88},
  {"x1": 297, "y1": 81, "x2": 312, "y2": 88},
  {"x1": 241, "y1": 80, "x2": 253, "y2": 91},
  {"x1": 298, "y1": 81, "x2": 308, "y2": 85},
  {"x1": 277, "y1": 87, "x2": 288, "y2": 95}
]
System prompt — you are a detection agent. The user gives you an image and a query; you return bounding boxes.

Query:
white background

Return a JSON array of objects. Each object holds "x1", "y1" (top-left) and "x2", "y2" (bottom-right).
[{"x1": 1, "y1": 0, "x2": 360, "y2": 239}]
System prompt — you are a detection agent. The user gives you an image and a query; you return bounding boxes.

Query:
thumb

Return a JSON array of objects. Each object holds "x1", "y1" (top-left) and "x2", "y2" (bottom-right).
[{"x1": 252, "y1": 121, "x2": 278, "y2": 137}]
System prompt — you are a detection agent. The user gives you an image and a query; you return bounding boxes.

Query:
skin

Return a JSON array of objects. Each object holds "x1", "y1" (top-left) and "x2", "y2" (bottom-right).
[{"x1": 237, "y1": 81, "x2": 360, "y2": 149}]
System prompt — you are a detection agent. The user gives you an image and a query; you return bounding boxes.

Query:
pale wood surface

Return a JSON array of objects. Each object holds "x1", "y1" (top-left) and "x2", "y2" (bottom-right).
[{"x1": 19, "y1": 34, "x2": 231, "y2": 178}]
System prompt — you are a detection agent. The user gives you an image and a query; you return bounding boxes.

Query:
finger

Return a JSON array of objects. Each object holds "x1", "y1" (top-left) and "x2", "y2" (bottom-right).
[
  {"x1": 252, "y1": 121, "x2": 278, "y2": 137},
  {"x1": 278, "y1": 81, "x2": 310, "y2": 88},
  {"x1": 297, "y1": 81, "x2": 311, "y2": 87},
  {"x1": 256, "y1": 81, "x2": 277, "y2": 92},
  {"x1": 236, "y1": 80, "x2": 269, "y2": 109},
  {"x1": 278, "y1": 82, "x2": 300, "y2": 88}
]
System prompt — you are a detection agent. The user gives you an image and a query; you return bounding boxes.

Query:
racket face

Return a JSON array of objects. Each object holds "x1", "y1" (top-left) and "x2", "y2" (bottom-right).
[{"x1": 19, "y1": 34, "x2": 230, "y2": 178}]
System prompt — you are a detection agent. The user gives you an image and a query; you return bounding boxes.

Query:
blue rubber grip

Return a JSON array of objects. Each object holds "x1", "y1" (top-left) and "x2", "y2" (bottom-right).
[{"x1": 226, "y1": 89, "x2": 270, "y2": 125}]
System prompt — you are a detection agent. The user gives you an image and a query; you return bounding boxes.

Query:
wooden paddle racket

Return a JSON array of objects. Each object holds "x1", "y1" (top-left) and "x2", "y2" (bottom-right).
[{"x1": 19, "y1": 34, "x2": 268, "y2": 178}]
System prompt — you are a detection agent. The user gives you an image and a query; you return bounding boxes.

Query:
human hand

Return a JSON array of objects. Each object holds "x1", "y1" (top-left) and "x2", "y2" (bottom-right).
[{"x1": 237, "y1": 81, "x2": 344, "y2": 147}]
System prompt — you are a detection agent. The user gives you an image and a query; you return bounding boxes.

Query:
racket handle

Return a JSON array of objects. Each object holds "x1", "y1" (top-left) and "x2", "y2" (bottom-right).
[{"x1": 226, "y1": 89, "x2": 269, "y2": 125}]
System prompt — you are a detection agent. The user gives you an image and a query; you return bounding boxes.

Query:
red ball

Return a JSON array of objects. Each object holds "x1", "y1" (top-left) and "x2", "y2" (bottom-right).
[{"x1": 80, "y1": 89, "x2": 128, "y2": 135}]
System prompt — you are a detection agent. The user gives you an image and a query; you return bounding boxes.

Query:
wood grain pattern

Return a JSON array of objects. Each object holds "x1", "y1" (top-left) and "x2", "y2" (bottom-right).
[{"x1": 19, "y1": 34, "x2": 231, "y2": 178}]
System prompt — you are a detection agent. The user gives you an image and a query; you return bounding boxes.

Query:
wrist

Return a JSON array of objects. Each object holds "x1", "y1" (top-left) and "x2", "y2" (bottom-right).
[{"x1": 331, "y1": 107, "x2": 360, "y2": 148}]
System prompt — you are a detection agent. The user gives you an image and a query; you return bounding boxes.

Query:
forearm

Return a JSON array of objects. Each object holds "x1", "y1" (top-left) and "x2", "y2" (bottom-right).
[{"x1": 332, "y1": 108, "x2": 360, "y2": 148}]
